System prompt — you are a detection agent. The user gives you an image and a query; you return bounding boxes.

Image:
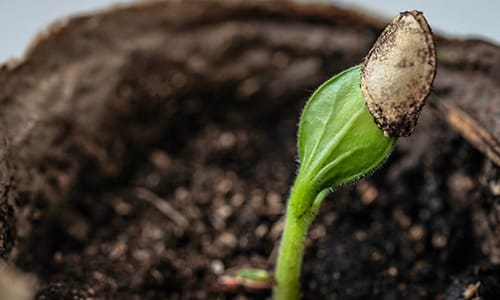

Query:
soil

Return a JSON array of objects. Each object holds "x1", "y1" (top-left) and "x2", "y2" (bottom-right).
[
  {"x1": 24, "y1": 95, "x2": 500, "y2": 300},
  {"x1": 0, "y1": 1, "x2": 499, "y2": 299}
]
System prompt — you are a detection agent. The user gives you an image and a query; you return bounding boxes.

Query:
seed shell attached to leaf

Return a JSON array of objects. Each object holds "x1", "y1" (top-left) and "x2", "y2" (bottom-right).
[{"x1": 361, "y1": 10, "x2": 436, "y2": 137}]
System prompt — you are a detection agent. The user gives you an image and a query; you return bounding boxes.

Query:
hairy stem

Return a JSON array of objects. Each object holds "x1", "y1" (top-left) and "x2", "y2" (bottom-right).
[{"x1": 273, "y1": 177, "x2": 326, "y2": 300}]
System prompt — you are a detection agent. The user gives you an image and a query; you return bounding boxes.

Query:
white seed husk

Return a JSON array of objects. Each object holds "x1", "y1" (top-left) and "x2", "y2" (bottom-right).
[{"x1": 361, "y1": 10, "x2": 437, "y2": 137}]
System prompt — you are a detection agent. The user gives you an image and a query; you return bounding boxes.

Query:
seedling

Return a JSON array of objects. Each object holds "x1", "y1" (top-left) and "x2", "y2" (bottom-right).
[
  {"x1": 273, "y1": 11, "x2": 436, "y2": 300},
  {"x1": 213, "y1": 267, "x2": 273, "y2": 292}
]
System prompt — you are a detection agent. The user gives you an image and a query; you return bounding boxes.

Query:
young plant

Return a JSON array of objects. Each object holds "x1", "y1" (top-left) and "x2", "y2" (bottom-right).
[{"x1": 273, "y1": 11, "x2": 436, "y2": 300}]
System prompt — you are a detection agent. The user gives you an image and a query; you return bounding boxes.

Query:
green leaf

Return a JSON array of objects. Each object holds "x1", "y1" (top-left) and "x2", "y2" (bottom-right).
[
  {"x1": 231, "y1": 268, "x2": 273, "y2": 283},
  {"x1": 297, "y1": 64, "x2": 396, "y2": 194}
]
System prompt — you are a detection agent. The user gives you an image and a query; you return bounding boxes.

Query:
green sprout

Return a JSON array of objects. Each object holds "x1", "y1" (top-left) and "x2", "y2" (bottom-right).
[
  {"x1": 216, "y1": 267, "x2": 273, "y2": 292},
  {"x1": 273, "y1": 65, "x2": 395, "y2": 300},
  {"x1": 273, "y1": 11, "x2": 436, "y2": 300}
]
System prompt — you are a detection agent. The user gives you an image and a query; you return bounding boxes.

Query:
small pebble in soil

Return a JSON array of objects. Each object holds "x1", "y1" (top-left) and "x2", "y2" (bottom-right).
[
  {"x1": 269, "y1": 219, "x2": 284, "y2": 241},
  {"x1": 112, "y1": 198, "x2": 132, "y2": 215},
  {"x1": 216, "y1": 178, "x2": 234, "y2": 194},
  {"x1": 217, "y1": 231, "x2": 238, "y2": 249},
  {"x1": 489, "y1": 180, "x2": 500, "y2": 195},
  {"x1": 393, "y1": 208, "x2": 412, "y2": 229},
  {"x1": 149, "y1": 150, "x2": 171, "y2": 171},
  {"x1": 408, "y1": 225, "x2": 425, "y2": 241},
  {"x1": 462, "y1": 282, "x2": 481, "y2": 300},
  {"x1": 387, "y1": 266, "x2": 399, "y2": 277},
  {"x1": 354, "y1": 230, "x2": 368, "y2": 242},
  {"x1": 145, "y1": 172, "x2": 160, "y2": 187},
  {"x1": 371, "y1": 250, "x2": 385, "y2": 263},
  {"x1": 266, "y1": 191, "x2": 283, "y2": 215},
  {"x1": 309, "y1": 225, "x2": 326, "y2": 241},
  {"x1": 211, "y1": 260, "x2": 225, "y2": 275},
  {"x1": 249, "y1": 190, "x2": 265, "y2": 211},
  {"x1": 357, "y1": 181, "x2": 379, "y2": 205},
  {"x1": 237, "y1": 77, "x2": 261, "y2": 98},
  {"x1": 215, "y1": 204, "x2": 233, "y2": 221},
  {"x1": 255, "y1": 224, "x2": 269, "y2": 239},
  {"x1": 217, "y1": 132, "x2": 237, "y2": 149},
  {"x1": 432, "y1": 233, "x2": 448, "y2": 248},
  {"x1": 175, "y1": 187, "x2": 190, "y2": 202}
]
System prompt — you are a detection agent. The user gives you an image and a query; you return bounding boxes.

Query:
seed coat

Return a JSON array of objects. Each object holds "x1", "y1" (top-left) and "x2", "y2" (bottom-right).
[{"x1": 361, "y1": 10, "x2": 436, "y2": 137}]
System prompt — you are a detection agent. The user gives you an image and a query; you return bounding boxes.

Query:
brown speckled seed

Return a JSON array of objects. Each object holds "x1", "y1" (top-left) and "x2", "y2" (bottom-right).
[{"x1": 361, "y1": 11, "x2": 436, "y2": 137}]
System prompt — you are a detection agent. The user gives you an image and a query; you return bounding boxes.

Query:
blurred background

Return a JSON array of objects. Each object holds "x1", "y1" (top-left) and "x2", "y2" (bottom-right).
[{"x1": 0, "y1": 0, "x2": 499, "y2": 64}]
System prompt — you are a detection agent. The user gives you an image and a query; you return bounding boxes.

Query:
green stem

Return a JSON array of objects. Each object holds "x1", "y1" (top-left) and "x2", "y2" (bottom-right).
[{"x1": 273, "y1": 178, "x2": 327, "y2": 300}]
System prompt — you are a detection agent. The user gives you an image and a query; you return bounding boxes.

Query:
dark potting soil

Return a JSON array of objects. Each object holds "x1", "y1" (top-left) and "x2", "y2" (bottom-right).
[{"x1": 16, "y1": 84, "x2": 499, "y2": 299}]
